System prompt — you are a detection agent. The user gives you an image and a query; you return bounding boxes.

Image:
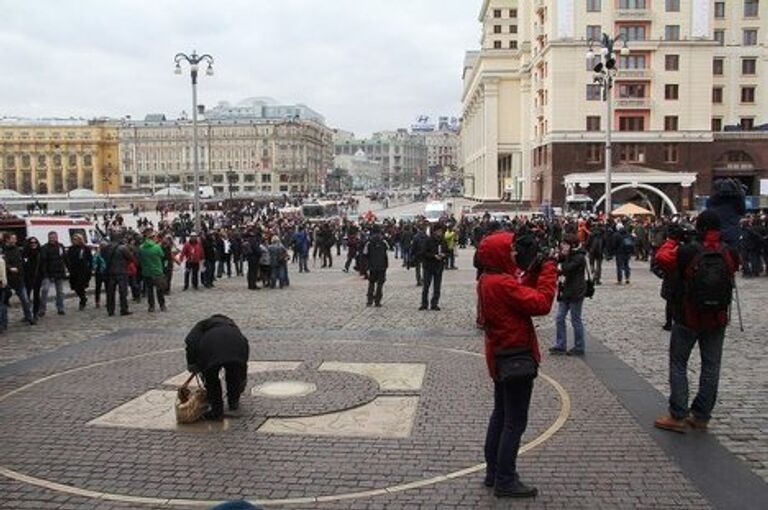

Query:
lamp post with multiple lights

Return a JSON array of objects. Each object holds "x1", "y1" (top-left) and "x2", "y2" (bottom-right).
[
  {"x1": 587, "y1": 33, "x2": 629, "y2": 214},
  {"x1": 174, "y1": 50, "x2": 214, "y2": 232}
]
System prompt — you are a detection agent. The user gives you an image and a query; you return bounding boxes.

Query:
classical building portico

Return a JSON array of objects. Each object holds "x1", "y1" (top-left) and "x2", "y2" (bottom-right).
[{"x1": 564, "y1": 164, "x2": 698, "y2": 215}]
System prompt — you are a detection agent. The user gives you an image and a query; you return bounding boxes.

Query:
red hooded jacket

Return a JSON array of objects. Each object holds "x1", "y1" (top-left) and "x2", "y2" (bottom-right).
[
  {"x1": 476, "y1": 232, "x2": 558, "y2": 380},
  {"x1": 654, "y1": 230, "x2": 738, "y2": 331}
]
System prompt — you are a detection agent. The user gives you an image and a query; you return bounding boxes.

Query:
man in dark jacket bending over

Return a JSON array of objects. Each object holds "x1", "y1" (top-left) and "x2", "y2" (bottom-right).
[{"x1": 185, "y1": 315, "x2": 249, "y2": 421}]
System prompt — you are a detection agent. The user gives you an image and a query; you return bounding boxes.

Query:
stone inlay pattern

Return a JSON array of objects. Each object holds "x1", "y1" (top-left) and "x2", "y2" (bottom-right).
[{"x1": 0, "y1": 332, "x2": 562, "y2": 502}]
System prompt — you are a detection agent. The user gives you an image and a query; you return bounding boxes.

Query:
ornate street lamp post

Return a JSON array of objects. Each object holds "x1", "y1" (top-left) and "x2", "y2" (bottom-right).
[
  {"x1": 587, "y1": 33, "x2": 629, "y2": 215},
  {"x1": 174, "y1": 50, "x2": 214, "y2": 232}
]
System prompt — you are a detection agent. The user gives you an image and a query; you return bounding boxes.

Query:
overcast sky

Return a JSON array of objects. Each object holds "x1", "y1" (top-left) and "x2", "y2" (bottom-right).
[{"x1": 0, "y1": 0, "x2": 479, "y2": 136}]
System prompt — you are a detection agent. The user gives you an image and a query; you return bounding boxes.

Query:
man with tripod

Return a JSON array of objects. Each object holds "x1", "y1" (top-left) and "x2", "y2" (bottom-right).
[{"x1": 652, "y1": 210, "x2": 739, "y2": 433}]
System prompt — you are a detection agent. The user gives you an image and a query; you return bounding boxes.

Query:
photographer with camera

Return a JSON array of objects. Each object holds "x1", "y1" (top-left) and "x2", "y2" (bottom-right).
[
  {"x1": 477, "y1": 230, "x2": 557, "y2": 498},
  {"x1": 652, "y1": 210, "x2": 739, "y2": 433},
  {"x1": 549, "y1": 234, "x2": 588, "y2": 356}
]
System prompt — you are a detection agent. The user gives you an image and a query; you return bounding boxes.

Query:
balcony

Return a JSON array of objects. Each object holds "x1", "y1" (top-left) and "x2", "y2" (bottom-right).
[
  {"x1": 616, "y1": 9, "x2": 652, "y2": 20},
  {"x1": 614, "y1": 98, "x2": 651, "y2": 109},
  {"x1": 615, "y1": 68, "x2": 651, "y2": 80}
]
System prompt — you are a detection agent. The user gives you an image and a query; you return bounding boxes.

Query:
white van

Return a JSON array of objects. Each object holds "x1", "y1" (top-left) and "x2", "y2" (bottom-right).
[
  {"x1": 423, "y1": 201, "x2": 448, "y2": 223},
  {"x1": 0, "y1": 215, "x2": 100, "y2": 248}
]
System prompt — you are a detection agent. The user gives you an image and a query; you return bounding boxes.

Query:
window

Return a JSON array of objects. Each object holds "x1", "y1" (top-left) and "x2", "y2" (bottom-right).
[
  {"x1": 587, "y1": 25, "x2": 601, "y2": 41},
  {"x1": 745, "y1": 0, "x2": 759, "y2": 17},
  {"x1": 619, "y1": 116, "x2": 645, "y2": 131},
  {"x1": 740, "y1": 118, "x2": 755, "y2": 130},
  {"x1": 261, "y1": 173, "x2": 271, "y2": 183},
  {"x1": 21, "y1": 155, "x2": 30, "y2": 167},
  {"x1": 53, "y1": 154, "x2": 61, "y2": 166},
  {"x1": 493, "y1": 40, "x2": 502, "y2": 49},
  {"x1": 742, "y1": 58, "x2": 757, "y2": 74},
  {"x1": 493, "y1": 9, "x2": 501, "y2": 18},
  {"x1": 665, "y1": 116, "x2": 679, "y2": 131},
  {"x1": 711, "y1": 118, "x2": 723, "y2": 131},
  {"x1": 5, "y1": 155, "x2": 14, "y2": 167},
  {"x1": 619, "y1": 83, "x2": 646, "y2": 98},
  {"x1": 510, "y1": 9, "x2": 517, "y2": 17},
  {"x1": 587, "y1": 0, "x2": 601, "y2": 12},
  {"x1": 510, "y1": 25, "x2": 517, "y2": 33},
  {"x1": 665, "y1": 25, "x2": 681, "y2": 41},
  {"x1": 619, "y1": 0, "x2": 647, "y2": 7},
  {"x1": 741, "y1": 86, "x2": 756, "y2": 103},
  {"x1": 586, "y1": 84, "x2": 602, "y2": 100},
  {"x1": 714, "y1": 29, "x2": 725, "y2": 45},
  {"x1": 666, "y1": 0, "x2": 680, "y2": 11},
  {"x1": 586, "y1": 144, "x2": 602, "y2": 163},
  {"x1": 665, "y1": 84, "x2": 679, "y2": 100},
  {"x1": 68, "y1": 154, "x2": 77, "y2": 166},
  {"x1": 619, "y1": 25, "x2": 646, "y2": 41},
  {"x1": 713, "y1": 58, "x2": 724, "y2": 75},
  {"x1": 83, "y1": 154, "x2": 92, "y2": 166},
  {"x1": 715, "y1": 1, "x2": 726, "y2": 18},
  {"x1": 494, "y1": 25, "x2": 502, "y2": 34},
  {"x1": 509, "y1": 40, "x2": 518, "y2": 49},
  {"x1": 586, "y1": 116, "x2": 601, "y2": 131},
  {"x1": 664, "y1": 144, "x2": 679, "y2": 163},
  {"x1": 712, "y1": 87, "x2": 724, "y2": 103},
  {"x1": 620, "y1": 54, "x2": 646, "y2": 69},
  {"x1": 37, "y1": 155, "x2": 46, "y2": 166},
  {"x1": 618, "y1": 144, "x2": 645, "y2": 163},
  {"x1": 665, "y1": 55, "x2": 679, "y2": 71},
  {"x1": 743, "y1": 29, "x2": 758, "y2": 45}
]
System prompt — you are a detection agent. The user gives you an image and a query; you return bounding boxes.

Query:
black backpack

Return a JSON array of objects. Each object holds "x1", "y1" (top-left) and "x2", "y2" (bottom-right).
[{"x1": 685, "y1": 247, "x2": 733, "y2": 312}]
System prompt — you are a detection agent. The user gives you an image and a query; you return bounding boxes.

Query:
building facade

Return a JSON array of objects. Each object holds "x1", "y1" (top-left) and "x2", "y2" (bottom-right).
[
  {"x1": 334, "y1": 129, "x2": 428, "y2": 189},
  {"x1": 119, "y1": 98, "x2": 334, "y2": 195},
  {"x1": 462, "y1": 0, "x2": 768, "y2": 211},
  {"x1": 411, "y1": 116, "x2": 462, "y2": 178},
  {"x1": 334, "y1": 149, "x2": 383, "y2": 190},
  {"x1": 0, "y1": 118, "x2": 120, "y2": 195}
]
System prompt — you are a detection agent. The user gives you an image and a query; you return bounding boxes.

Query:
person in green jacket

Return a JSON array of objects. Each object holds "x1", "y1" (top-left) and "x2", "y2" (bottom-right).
[{"x1": 139, "y1": 229, "x2": 167, "y2": 312}]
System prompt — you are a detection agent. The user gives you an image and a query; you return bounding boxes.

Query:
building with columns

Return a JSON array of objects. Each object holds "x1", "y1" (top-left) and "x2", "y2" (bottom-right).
[
  {"x1": 462, "y1": 0, "x2": 768, "y2": 213},
  {"x1": 118, "y1": 98, "x2": 334, "y2": 195},
  {"x1": 0, "y1": 118, "x2": 120, "y2": 195}
]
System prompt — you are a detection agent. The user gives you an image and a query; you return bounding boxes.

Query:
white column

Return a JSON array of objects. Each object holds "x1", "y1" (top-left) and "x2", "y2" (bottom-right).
[{"x1": 482, "y1": 80, "x2": 500, "y2": 201}]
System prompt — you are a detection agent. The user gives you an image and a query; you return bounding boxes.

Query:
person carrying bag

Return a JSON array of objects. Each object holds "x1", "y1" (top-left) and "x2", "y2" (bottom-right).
[{"x1": 476, "y1": 231, "x2": 557, "y2": 499}]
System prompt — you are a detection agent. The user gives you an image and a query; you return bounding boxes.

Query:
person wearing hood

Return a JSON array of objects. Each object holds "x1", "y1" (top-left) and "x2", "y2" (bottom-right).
[
  {"x1": 476, "y1": 231, "x2": 557, "y2": 498},
  {"x1": 653, "y1": 210, "x2": 738, "y2": 433},
  {"x1": 549, "y1": 234, "x2": 588, "y2": 356},
  {"x1": 363, "y1": 225, "x2": 389, "y2": 307},
  {"x1": 185, "y1": 315, "x2": 249, "y2": 421}
]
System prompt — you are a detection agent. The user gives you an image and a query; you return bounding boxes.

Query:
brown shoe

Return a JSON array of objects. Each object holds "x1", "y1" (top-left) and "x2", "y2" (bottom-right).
[
  {"x1": 685, "y1": 415, "x2": 709, "y2": 430},
  {"x1": 654, "y1": 414, "x2": 687, "y2": 433}
]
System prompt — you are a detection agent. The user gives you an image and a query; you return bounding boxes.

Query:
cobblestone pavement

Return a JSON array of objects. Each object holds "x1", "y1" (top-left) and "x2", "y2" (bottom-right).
[{"x1": 0, "y1": 237, "x2": 764, "y2": 508}]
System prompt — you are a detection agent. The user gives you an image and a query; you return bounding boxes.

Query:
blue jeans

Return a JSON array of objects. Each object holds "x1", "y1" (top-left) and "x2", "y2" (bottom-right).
[
  {"x1": 554, "y1": 299, "x2": 585, "y2": 351},
  {"x1": 668, "y1": 324, "x2": 725, "y2": 421},
  {"x1": 484, "y1": 376, "x2": 534, "y2": 489},
  {"x1": 40, "y1": 278, "x2": 65, "y2": 314},
  {"x1": 616, "y1": 255, "x2": 630, "y2": 282},
  {"x1": 7, "y1": 285, "x2": 34, "y2": 321}
]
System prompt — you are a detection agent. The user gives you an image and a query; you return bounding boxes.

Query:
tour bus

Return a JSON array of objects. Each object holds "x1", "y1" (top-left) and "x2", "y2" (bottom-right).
[
  {"x1": 301, "y1": 200, "x2": 340, "y2": 222},
  {"x1": 0, "y1": 215, "x2": 100, "y2": 248}
]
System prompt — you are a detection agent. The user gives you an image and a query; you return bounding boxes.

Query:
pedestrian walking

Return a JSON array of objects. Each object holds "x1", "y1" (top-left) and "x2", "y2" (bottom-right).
[
  {"x1": 66, "y1": 234, "x2": 93, "y2": 311},
  {"x1": 549, "y1": 235, "x2": 587, "y2": 356},
  {"x1": 39, "y1": 231, "x2": 69, "y2": 317},
  {"x1": 419, "y1": 225, "x2": 448, "y2": 311},
  {"x1": 363, "y1": 226, "x2": 389, "y2": 307},
  {"x1": 139, "y1": 229, "x2": 167, "y2": 312}
]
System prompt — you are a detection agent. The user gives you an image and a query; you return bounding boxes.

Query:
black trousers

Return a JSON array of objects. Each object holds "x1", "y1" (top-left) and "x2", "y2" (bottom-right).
[
  {"x1": 421, "y1": 265, "x2": 443, "y2": 308},
  {"x1": 246, "y1": 258, "x2": 260, "y2": 289},
  {"x1": 144, "y1": 277, "x2": 165, "y2": 310},
  {"x1": 367, "y1": 270, "x2": 386, "y2": 305},
  {"x1": 106, "y1": 274, "x2": 129, "y2": 314},
  {"x1": 202, "y1": 362, "x2": 247, "y2": 417},
  {"x1": 94, "y1": 274, "x2": 104, "y2": 305},
  {"x1": 484, "y1": 376, "x2": 534, "y2": 489},
  {"x1": 184, "y1": 263, "x2": 200, "y2": 289}
]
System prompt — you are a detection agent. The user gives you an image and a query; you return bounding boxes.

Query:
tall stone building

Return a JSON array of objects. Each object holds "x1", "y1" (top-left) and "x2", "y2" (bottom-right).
[
  {"x1": 334, "y1": 129, "x2": 428, "y2": 189},
  {"x1": 118, "y1": 98, "x2": 334, "y2": 195},
  {"x1": 0, "y1": 118, "x2": 120, "y2": 194},
  {"x1": 462, "y1": 0, "x2": 767, "y2": 212}
]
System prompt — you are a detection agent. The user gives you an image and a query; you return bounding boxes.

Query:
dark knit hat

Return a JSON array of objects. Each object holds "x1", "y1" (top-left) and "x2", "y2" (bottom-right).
[{"x1": 695, "y1": 209, "x2": 721, "y2": 233}]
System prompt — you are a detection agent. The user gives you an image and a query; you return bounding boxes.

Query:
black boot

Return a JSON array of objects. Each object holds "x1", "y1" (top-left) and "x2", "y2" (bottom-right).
[{"x1": 494, "y1": 479, "x2": 538, "y2": 498}]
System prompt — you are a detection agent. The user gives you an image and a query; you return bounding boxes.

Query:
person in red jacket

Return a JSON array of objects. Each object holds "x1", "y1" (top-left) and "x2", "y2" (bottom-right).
[
  {"x1": 180, "y1": 233, "x2": 205, "y2": 291},
  {"x1": 652, "y1": 210, "x2": 738, "y2": 433},
  {"x1": 477, "y1": 231, "x2": 557, "y2": 498}
]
